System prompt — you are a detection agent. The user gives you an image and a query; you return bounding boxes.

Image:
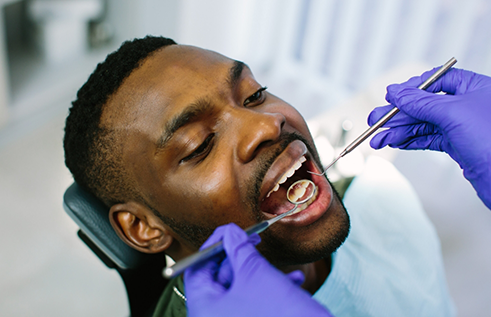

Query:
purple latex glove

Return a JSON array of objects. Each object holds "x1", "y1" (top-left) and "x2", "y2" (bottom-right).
[
  {"x1": 184, "y1": 223, "x2": 333, "y2": 317},
  {"x1": 368, "y1": 67, "x2": 491, "y2": 209}
]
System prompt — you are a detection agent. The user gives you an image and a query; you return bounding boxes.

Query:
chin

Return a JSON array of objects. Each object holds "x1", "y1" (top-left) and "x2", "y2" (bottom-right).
[{"x1": 257, "y1": 195, "x2": 350, "y2": 267}]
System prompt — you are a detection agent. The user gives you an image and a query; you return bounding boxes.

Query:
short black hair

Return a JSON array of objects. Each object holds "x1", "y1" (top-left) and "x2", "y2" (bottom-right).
[{"x1": 64, "y1": 35, "x2": 176, "y2": 206}]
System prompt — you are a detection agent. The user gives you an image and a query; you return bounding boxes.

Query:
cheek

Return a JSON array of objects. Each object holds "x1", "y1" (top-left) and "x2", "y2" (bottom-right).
[{"x1": 163, "y1": 167, "x2": 246, "y2": 225}]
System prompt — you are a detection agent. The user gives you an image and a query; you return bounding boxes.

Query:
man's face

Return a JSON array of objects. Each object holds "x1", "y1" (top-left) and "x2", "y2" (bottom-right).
[{"x1": 103, "y1": 45, "x2": 349, "y2": 266}]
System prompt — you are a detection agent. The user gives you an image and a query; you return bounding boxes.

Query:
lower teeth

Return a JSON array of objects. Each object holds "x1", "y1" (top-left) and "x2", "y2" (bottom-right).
[{"x1": 288, "y1": 189, "x2": 319, "y2": 216}]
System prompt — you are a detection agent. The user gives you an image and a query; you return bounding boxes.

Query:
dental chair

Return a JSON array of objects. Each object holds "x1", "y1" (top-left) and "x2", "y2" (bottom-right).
[{"x1": 63, "y1": 182, "x2": 168, "y2": 317}]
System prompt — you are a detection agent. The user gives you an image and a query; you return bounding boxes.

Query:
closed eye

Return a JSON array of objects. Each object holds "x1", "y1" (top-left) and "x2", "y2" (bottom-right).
[
  {"x1": 244, "y1": 87, "x2": 267, "y2": 107},
  {"x1": 180, "y1": 133, "x2": 215, "y2": 163}
]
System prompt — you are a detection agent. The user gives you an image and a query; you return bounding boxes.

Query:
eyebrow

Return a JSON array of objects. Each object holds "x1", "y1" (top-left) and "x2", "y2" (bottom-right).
[
  {"x1": 156, "y1": 60, "x2": 246, "y2": 150},
  {"x1": 157, "y1": 99, "x2": 213, "y2": 150},
  {"x1": 228, "y1": 60, "x2": 246, "y2": 90}
]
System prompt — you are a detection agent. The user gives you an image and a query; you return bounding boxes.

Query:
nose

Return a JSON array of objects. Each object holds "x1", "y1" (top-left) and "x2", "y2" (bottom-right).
[{"x1": 235, "y1": 109, "x2": 286, "y2": 163}]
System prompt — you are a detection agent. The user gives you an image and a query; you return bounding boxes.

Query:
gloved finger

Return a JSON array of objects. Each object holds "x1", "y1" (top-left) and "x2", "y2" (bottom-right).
[
  {"x1": 369, "y1": 120, "x2": 438, "y2": 149},
  {"x1": 184, "y1": 254, "x2": 227, "y2": 296},
  {"x1": 387, "y1": 66, "x2": 441, "y2": 96},
  {"x1": 370, "y1": 124, "x2": 441, "y2": 150},
  {"x1": 390, "y1": 65, "x2": 461, "y2": 95},
  {"x1": 389, "y1": 67, "x2": 484, "y2": 97},
  {"x1": 369, "y1": 129, "x2": 392, "y2": 149},
  {"x1": 203, "y1": 224, "x2": 260, "y2": 250},
  {"x1": 221, "y1": 224, "x2": 269, "y2": 276},
  {"x1": 192, "y1": 233, "x2": 243, "y2": 290},
  {"x1": 286, "y1": 270, "x2": 305, "y2": 286},
  {"x1": 367, "y1": 105, "x2": 392, "y2": 126},
  {"x1": 367, "y1": 105, "x2": 421, "y2": 127},
  {"x1": 385, "y1": 85, "x2": 455, "y2": 126},
  {"x1": 200, "y1": 223, "x2": 242, "y2": 250},
  {"x1": 202, "y1": 226, "x2": 261, "y2": 287},
  {"x1": 397, "y1": 134, "x2": 447, "y2": 152},
  {"x1": 221, "y1": 223, "x2": 250, "y2": 246},
  {"x1": 421, "y1": 68, "x2": 490, "y2": 95},
  {"x1": 247, "y1": 233, "x2": 261, "y2": 246},
  {"x1": 215, "y1": 257, "x2": 234, "y2": 289},
  {"x1": 219, "y1": 223, "x2": 253, "y2": 264},
  {"x1": 184, "y1": 248, "x2": 223, "y2": 281},
  {"x1": 370, "y1": 131, "x2": 420, "y2": 150},
  {"x1": 200, "y1": 226, "x2": 228, "y2": 250}
]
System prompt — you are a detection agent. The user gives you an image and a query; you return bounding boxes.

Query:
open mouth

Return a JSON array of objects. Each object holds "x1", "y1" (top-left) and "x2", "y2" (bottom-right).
[{"x1": 260, "y1": 155, "x2": 319, "y2": 217}]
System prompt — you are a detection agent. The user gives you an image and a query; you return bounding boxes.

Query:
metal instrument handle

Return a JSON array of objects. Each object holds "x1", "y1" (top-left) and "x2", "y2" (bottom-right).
[
  {"x1": 163, "y1": 206, "x2": 297, "y2": 279},
  {"x1": 343, "y1": 57, "x2": 457, "y2": 155}
]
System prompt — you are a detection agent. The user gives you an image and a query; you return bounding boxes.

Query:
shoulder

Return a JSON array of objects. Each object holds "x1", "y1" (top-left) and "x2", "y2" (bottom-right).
[{"x1": 152, "y1": 275, "x2": 187, "y2": 317}]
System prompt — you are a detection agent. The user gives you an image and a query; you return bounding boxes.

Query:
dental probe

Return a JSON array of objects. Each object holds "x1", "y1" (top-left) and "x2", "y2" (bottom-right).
[
  {"x1": 163, "y1": 179, "x2": 317, "y2": 279},
  {"x1": 310, "y1": 57, "x2": 457, "y2": 176}
]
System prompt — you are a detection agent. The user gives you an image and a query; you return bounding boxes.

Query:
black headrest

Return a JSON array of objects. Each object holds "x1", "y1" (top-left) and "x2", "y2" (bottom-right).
[{"x1": 63, "y1": 182, "x2": 150, "y2": 270}]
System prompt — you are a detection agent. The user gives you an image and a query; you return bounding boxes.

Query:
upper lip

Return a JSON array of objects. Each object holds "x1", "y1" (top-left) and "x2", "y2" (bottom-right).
[{"x1": 259, "y1": 140, "x2": 308, "y2": 202}]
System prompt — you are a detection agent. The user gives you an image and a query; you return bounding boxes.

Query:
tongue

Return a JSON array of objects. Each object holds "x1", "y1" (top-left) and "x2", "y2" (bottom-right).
[{"x1": 260, "y1": 185, "x2": 295, "y2": 215}]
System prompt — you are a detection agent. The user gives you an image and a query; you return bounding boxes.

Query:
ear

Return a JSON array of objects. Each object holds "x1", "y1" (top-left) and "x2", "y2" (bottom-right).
[{"x1": 109, "y1": 201, "x2": 173, "y2": 254}]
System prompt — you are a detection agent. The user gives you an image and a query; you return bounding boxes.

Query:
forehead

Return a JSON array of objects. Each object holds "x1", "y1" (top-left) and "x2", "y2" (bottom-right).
[
  {"x1": 101, "y1": 45, "x2": 237, "y2": 128},
  {"x1": 139, "y1": 44, "x2": 234, "y2": 89}
]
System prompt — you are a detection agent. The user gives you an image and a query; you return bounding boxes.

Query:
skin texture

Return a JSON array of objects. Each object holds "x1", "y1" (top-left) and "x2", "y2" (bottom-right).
[{"x1": 103, "y1": 45, "x2": 350, "y2": 293}]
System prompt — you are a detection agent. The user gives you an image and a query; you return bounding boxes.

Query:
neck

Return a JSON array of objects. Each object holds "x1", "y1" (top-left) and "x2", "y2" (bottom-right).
[{"x1": 280, "y1": 256, "x2": 332, "y2": 295}]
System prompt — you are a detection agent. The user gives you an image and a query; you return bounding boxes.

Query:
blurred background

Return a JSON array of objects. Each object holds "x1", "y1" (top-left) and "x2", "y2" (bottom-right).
[{"x1": 1, "y1": 0, "x2": 491, "y2": 315}]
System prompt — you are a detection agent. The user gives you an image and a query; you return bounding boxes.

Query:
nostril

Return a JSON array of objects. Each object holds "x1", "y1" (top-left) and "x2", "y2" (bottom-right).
[
  {"x1": 237, "y1": 111, "x2": 285, "y2": 163},
  {"x1": 251, "y1": 140, "x2": 274, "y2": 158}
]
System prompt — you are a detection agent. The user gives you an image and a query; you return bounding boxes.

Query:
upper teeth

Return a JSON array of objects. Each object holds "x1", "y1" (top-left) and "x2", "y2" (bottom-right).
[{"x1": 266, "y1": 156, "x2": 306, "y2": 198}]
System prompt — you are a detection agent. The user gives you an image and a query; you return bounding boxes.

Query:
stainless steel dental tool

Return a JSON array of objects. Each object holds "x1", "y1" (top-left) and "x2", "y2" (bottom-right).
[
  {"x1": 310, "y1": 57, "x2": 458, "y2": 176},
  {"x1": 162, "y1": 179, "x2": 317, "y2": 279}
]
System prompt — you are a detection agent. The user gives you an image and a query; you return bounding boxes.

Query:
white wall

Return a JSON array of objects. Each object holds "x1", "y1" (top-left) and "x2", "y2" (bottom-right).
[
  {"x1": 106, "y1": 0, "x2": 180, "y2": 42},
  {"x1": 0, "y1": 3, "x2": 10, "y2": 127}
]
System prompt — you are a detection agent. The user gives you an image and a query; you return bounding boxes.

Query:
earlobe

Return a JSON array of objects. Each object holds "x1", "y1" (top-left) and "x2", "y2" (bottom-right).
[{"x1": 109, "y1": 202, "x2": 173, "y2": 254}]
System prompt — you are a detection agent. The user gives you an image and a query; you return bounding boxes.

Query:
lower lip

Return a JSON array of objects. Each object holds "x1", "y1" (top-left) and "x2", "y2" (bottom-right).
[{"x1": 263, "y1": 160, "x2": 333, "y2": 227}]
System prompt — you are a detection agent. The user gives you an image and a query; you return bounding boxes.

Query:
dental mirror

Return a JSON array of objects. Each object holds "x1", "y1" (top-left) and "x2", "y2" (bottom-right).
[
  {"x1": 286, "y1": 179, "x2": 317, "y2": 205},
  {"x1": 163, "y1": 179, "x2": 317, "y2": 279},
  {"x1": 240, "y1": 179, "x2": 317, "y2": 237}
]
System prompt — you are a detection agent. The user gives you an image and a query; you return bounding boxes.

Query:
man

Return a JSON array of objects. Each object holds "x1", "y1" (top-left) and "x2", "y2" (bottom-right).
[
  {"x1": 186, "y1": 64, "x2": 491, "y2": 317},
  {"x1": 64, "y1": 36, "x2": 454, "y2": 316}
]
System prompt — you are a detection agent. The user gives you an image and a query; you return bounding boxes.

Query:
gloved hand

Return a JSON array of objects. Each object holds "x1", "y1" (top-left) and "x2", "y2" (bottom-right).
[
  {"x1": 368, "y1": 67, "x2": 491, "y2": 209},
  {"x1": 184, "y1": 223, "x2": 333, "y2": 317}
]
